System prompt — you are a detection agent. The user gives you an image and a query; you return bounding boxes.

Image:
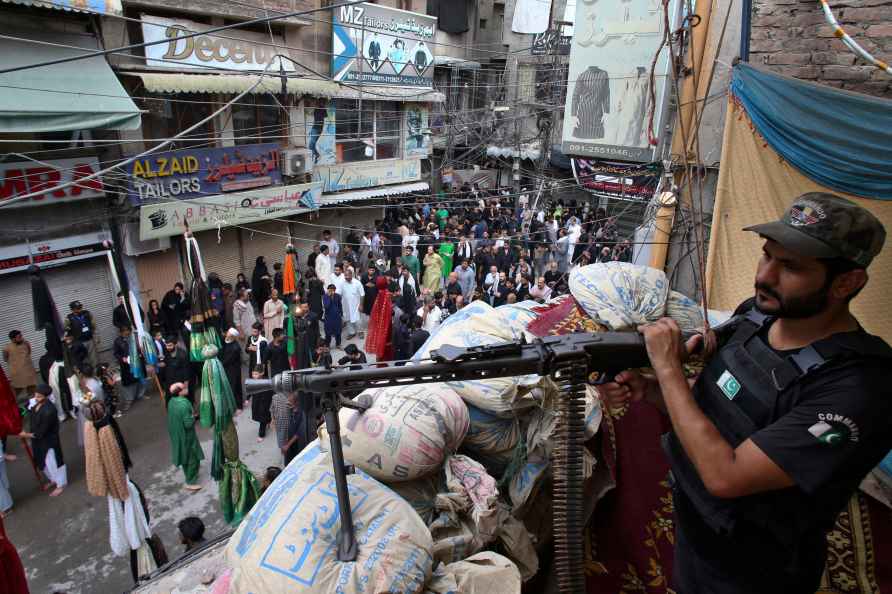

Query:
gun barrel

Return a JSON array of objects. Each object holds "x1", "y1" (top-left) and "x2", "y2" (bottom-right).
[{"x1": 244, "y1": 379, "x2": 273, "y2": 396}]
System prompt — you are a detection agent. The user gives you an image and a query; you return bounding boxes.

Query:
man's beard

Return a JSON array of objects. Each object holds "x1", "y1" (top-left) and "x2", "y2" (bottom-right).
[{"x1": 754, "y1": 282, "x2": 830, "y2": 319}]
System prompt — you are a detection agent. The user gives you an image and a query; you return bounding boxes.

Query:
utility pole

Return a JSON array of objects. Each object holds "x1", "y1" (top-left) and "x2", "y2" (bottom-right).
[{"x1": 512, "y1": 55, "x2": 521, "y2": 194}]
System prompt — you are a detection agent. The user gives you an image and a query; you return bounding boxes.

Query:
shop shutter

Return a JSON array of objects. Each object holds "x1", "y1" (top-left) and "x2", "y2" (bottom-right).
[
  {"x1": 136, "y1": 247, "x2": 183, "y2": 306},
  {"x1": 197, "y1": 228, "x2": 243, "y2": 289},
  {"x1": 0, "y1": 257, "x2": 118, "y2": 374},
  {"x1": 239, "y1": 221, "x2": 291, "y2": 279}
]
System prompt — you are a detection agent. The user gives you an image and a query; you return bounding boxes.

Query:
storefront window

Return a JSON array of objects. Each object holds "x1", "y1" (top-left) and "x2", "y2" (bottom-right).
[
  {"x1": 334, "y1": 99, "x2": 403, "y2": 163},
  {"x1": 232, "y1": 95, "x2": 281, "y2": 145},
  {"x1": 142, "y1": 93, "x2": 215, "y2": 149}
]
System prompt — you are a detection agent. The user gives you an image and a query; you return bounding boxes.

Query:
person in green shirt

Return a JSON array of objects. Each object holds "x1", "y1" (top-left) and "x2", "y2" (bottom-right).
[
  {"x1": 436, "y1": 204, "x2": 449, "y2": 233},
  {"x1": 438, "y1": 238, "x2": 455, "y2": 279},
  {"x1": 401, "y1": 245, "x2": 420, "y2": 285},
  {"x1": 167, "y1": 383, "x2": 204, "y2": 491}
]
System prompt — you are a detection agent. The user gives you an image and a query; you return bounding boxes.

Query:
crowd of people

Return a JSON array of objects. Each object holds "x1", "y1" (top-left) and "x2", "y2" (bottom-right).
[{"x1": 0, "y1": 184, "x2": 635, "y2": 589}]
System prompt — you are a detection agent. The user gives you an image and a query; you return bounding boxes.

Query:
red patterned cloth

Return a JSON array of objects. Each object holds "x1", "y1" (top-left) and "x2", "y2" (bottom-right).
[
  {"x1": 0, "y1": 367, "x2": 21, "y2": 439},
  {"x1": 585, "y1": 401, "x2": 676, "y2": 593},
  {"x1": 527, "y1": 294, "x2": 605, "y2": 337},
  {"x1": 0, "y1": 515, "x2": 28, "y2": 594},
  {"x1": 364, "y1": 277, "x2": 393, "y2": 361}
]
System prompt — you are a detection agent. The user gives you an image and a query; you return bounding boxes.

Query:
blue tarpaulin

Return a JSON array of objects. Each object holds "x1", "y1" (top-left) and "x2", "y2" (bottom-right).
[{"x1": 730, "y1": 63, "x2": 892, "y2": 200}]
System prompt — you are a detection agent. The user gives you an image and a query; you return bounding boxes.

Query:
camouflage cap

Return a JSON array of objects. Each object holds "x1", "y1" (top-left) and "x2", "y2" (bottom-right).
[{"x1": 744, "y1": 192, "x2": 885, "y2": 268}]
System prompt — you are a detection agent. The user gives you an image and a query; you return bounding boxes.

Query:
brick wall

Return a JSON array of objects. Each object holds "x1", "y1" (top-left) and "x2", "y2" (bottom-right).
[{"x1": 749, "y1": 0, "x2": 892, "y2": 97}]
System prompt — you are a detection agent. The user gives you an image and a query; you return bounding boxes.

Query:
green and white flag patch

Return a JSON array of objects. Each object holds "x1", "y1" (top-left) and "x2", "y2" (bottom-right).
[{"x1": 717, "y1": 370, "x2": 741, "y2": 400}]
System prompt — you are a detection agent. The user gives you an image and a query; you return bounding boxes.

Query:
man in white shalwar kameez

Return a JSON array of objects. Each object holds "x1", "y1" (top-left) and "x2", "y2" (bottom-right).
[
  {"x1": 316, "y1": 245, "x2": 333, "y2": 286},
  {"x1": 337, "y1": 268, "x2": 365, "y2": 339}
]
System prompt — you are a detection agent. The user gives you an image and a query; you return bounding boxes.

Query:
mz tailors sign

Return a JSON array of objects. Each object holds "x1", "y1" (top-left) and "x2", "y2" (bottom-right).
[
  {"x1": 141, "y1": 14, "x2": 296, "y2": 71},
  {"x1": 0, "y1": 157, "x2": 104, "y2": 207}
]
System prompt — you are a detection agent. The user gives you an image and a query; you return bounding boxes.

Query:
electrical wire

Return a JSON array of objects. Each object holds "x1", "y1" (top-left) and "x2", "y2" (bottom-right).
[{"x1": 0, "y1": 0, "x2": 369, "y2": 75}]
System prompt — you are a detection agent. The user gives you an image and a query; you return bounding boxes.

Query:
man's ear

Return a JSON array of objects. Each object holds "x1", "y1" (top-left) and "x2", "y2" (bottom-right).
[{"x1": 832, "y1": 269, "x2": 867, "y2": 302}]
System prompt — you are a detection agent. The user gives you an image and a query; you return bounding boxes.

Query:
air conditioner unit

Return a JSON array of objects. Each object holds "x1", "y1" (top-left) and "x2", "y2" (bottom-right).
[
  {"x1": 282, "y1": 149, "x2": 312, "y2": 176},
  {"x1": 122, "y1": 222, "x2": 171, "y2": 256}
]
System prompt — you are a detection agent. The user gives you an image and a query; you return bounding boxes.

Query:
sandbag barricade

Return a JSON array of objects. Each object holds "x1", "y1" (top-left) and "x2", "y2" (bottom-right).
[{"x1": 226, "y1": 441, "x2": 434, "y2": 594}]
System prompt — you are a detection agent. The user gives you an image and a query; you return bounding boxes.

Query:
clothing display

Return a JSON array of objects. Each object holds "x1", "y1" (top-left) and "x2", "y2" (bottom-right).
[
  {"x1": 512, "y1": 0, "x2": 551, "y2": 34},
  {"x1": 427, "y1": 0, "x2": 469, "y2": 34},
  {"x1": 84, "y1": 416, "x2": 129, "y2": 501},
  {"x1": 572, "y1": 66, "x2": 611, "y2": 139},
  {"x1": 611, "y1": 71, "x2": 649, "y2": 146}
]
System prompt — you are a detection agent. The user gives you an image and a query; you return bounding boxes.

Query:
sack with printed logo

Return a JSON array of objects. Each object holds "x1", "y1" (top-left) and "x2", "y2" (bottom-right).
[
  {"x1": 226, "y1": 440, "x2": 433, "y2": 594},
  {"x1": 415, "y1": 300, "x2": 539, "y2": 417},
  {"x1": 320, "y1": 383, "x2": 469, "y2": 483}
]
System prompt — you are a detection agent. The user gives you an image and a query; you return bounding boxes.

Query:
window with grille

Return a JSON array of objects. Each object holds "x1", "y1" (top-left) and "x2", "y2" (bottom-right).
[{"x1": 333, "y1": 99, "x2": 404, "y2": 163}]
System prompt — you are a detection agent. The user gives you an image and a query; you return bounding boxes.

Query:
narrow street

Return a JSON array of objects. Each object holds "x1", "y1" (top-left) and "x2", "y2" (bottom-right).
[{"x1": 6, "y1": 383, "x2": 288, "y2": 593}]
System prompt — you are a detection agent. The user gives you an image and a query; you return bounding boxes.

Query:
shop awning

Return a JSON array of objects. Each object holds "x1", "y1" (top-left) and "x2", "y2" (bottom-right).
[
  {"x1": 434, "y1": 56, "x2": 482, "y2": 70},
  {"x1": 130, "y1": 72, "x2": 446, "y2": 103},
  {"x1": 0, "y1": 30, "x2": 141, "y2": 132},
  {"x1": 0, "y1": 0, "x2": 121, "y2": 15},
  {"x1": 319, "y1": 181, "x2": 430, "y2": 205}
]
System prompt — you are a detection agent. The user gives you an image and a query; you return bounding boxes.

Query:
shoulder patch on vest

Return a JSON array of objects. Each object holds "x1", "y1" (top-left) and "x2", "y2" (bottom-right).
[{"x1": 717, "y1": 369, "x2": 741, "y2": 400}]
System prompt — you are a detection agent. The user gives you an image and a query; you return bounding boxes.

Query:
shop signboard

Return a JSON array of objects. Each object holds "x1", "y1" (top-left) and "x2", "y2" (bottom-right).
[
  {"x1": 126, "y1": 143, "x2": 282, "y2": 204},
  {"x1": 561, "y1": 0, "x2": 678, "y2": 162},
  {"x1": 404, "y1": 105, "x2": 431, "y2": 157},
  {"x1": 332, "y1": 3, "x2": 435, "y2": 87},
  {"x1": 0, "y1": 231, "x2": 111, "y2": 275},
  {"x1": 313, "y1": 158, "x2": 421, "y2": 193},
  {"x1": 139, "y1": 181, "x2": 322, "y2": 240},
  {"x1": 141, "y1": 14, "x2": 296, "y2": 71},
  {"x1": 572, "y1": 158, "x2": 661, "y2": 198},
  {"x1": 0, "y1": 157, "x2": 105, "y2": 207},
  {"x1": 531, "y1": 29, "x2": 571, "y2": 56},
  {"x1": 24, "y1": 0, "x2": 122, "y2": 15}
]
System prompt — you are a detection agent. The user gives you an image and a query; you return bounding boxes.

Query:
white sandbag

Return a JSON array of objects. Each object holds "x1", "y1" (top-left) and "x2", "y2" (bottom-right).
[
  {"x1": 665, "y1": 290, "x2": 706, "y2": 334},
  {"x1": 321, "y1": 383, "x2": 469, "y2": 483},
  {"x1": 430, "y1": 455, "x2": 500, "y2": 564},
  {"x1": 494, "y1": 301, "x2": 540, "y2": 332},
  {"x1": 460, "y1": 404, "x2": 521, "y2": 476},
  {"x1": 447, "y1": 552, "x2": 523, "y2": 594},
  {"x1": 568, "y1": 262, "x2": 670, "y2": 330},
  {"x1": 226, "y1": 441, "x2": 433, "y2": 594},
  {"x1": 415, "y1": 301, "x2": 538, "y2": 417}
]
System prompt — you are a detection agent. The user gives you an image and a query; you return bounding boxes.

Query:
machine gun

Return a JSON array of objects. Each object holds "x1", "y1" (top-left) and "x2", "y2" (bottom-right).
[{"x1": 245, "y1": 331, "x2": 652, "y2": 594}]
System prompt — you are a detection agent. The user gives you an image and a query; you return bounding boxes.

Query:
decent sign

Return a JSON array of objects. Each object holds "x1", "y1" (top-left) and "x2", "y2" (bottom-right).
[
  {"x1": 126, "y1": 143, "x2": 282, "y2": 204},
  {"x1": 141, "y1": 14, "x2": 295, "y2": 71},
  {"x1": 0, "y1": 157, "x2": 104, "y2": 207},
  {"x1": 139, "y1": 181, "x2": 322, "y2": 240}
]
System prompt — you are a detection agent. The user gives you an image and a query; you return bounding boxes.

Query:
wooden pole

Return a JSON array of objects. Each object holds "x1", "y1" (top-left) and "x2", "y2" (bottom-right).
[
  {"x1": 19, "y1": 436, "x2": 46, "y2": 488},
  {"x1": 649, "y1": 192, "x2": 678, "y2": 271},
  {"x1": 670, "y1": 0, "x2": 715, "y2": 163}
]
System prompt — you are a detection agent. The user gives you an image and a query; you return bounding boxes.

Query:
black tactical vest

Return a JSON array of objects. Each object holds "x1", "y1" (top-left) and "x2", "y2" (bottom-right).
[{"x1": 663, "y1": 308, "x2": 892, "y2": 547}]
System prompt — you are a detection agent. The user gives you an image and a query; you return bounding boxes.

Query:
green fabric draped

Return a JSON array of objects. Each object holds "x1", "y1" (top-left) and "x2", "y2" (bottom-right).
[
  {"x1": 190, "y1": 326, "x2": 221, "y2": 363},
  {"x1": 200, "y1": 349, "x2": 237, "y2": 481},
  {"x1": 219, "y1": 460, "x2": 261, "y2": 526}
]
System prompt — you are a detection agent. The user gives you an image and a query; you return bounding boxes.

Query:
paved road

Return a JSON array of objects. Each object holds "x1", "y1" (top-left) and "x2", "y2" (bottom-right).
[{"x1": 5, "y1": 338, "x2": 372, "y2": 594}]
